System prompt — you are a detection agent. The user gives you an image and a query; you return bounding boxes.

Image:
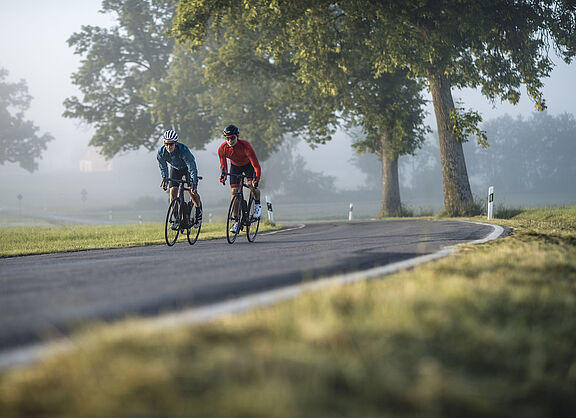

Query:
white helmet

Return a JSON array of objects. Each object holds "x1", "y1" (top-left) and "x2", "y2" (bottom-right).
[{"x1": 162, "y1": 129, "x2": 179, "y2": 142}]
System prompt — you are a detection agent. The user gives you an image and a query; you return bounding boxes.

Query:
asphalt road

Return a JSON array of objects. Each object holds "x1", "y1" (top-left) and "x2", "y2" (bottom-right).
[{"x1": 0, "y1": 220, "x2": 494, "y2": 351}]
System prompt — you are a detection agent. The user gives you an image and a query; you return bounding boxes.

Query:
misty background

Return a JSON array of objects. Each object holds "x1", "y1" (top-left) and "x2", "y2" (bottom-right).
[{"x1": 1, "y1": 0, "x2": 575, "y2": 224}]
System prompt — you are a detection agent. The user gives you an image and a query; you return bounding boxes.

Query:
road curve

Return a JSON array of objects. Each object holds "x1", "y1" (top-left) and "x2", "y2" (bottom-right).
[{"x1": 0, "y1": 219, "x2": 496, "y2": 352}]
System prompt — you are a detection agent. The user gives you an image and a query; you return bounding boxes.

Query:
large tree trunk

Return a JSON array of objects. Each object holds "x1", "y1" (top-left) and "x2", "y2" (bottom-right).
[
  {"x1": 428, "y1": 74, "x2": 474, "y2": 215},
  {"x1": 380, "y1": 130, "x2": 401, "y2": 217}
]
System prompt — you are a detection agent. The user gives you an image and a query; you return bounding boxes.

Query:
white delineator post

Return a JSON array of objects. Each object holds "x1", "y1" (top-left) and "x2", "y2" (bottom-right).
[
  {"x1": 266, "y1": 195, "x2": 275, "y2": 225},
  {"x1": 487, "y1": 186, "x2": 494, "y2": 220},
  {"x1": 348, "y1": 203, "x2": 353, "y2": 221}
]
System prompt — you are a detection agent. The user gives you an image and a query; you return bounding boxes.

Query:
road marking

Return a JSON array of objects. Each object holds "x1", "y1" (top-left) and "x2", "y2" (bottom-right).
[
  {"x1": 151, "y1": 222, "x2": 504, "y2": 328},
  {"x1": 260, "y1": 223, "x2": 305, "y2": 235},
  {"x1": 0, "y1": 221, "x2": 504, "y2": 371}
]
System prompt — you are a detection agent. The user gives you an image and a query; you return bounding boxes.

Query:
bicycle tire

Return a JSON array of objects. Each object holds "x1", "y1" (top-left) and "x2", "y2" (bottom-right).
[
  {"x1": 226, "y1": 195, "x2": 241, "y2": 244},
  {"x1": 187, "y1": 204, "x2": 201, "y2": 245},
  {"x1": 165, "y1": 198, "x2": 181, "y2": 246},
  {"x1": 246, "y1": 196, "x2": 260, "y2": 242}
]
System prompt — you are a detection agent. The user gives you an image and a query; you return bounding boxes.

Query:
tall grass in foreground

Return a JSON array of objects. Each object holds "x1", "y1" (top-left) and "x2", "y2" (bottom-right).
[{"x1": 1, "y1": 206, "x2": 576, "y2": 417}]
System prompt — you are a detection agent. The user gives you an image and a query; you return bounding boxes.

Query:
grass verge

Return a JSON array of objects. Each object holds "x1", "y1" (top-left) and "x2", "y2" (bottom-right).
[
  {"x1": 1, "y1": 206, "x2": 576, "y2": 417},
  {"x1": 0, "y1": 220, "x2": 281, "y2": 257}
]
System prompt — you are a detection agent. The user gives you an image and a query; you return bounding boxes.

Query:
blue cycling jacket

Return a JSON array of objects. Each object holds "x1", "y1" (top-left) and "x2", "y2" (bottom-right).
[{"x1": 157, "y1": 143, "x2": 199, "y2": 186}]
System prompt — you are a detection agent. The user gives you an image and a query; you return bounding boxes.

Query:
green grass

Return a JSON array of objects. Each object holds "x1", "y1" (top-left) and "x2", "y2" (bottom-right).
[
  {"x1": 0, "y1": 221, "x2": 281, "y2": 257},
  {"x1": 1, "y1": 206, "x2": 576, "y2": 417}
]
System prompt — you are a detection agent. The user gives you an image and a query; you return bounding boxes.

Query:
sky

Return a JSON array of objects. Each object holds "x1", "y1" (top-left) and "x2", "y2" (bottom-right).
[{"x1": 1, "y1": 0, "x2": 575, "y2": 185}]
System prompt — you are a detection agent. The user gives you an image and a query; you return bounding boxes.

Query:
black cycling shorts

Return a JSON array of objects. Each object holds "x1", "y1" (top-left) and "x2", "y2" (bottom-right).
[
  {"x1": 168, "y1": 166, "x2": 190, "y2": 188},
  {"x1": 229, "y1": 163, "x2": 255, "y2": 187}
]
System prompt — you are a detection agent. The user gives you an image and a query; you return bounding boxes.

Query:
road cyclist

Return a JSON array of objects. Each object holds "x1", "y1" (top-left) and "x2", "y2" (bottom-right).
[
  {"x1": 157, "y1": 129, "x2": 202, "y2": 233},
  {"x1": 218, "y1": 124, "x2": 262, "y2": 235},
  {"x1": 222, "y1": 171, "x2": 261, "y2": 243}
]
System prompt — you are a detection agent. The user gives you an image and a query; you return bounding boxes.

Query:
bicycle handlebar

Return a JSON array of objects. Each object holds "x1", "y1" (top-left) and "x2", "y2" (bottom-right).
[
  {"x1": 167, "y1": 176, "x2": 203, "y2": 183},
  {"x1": 166, "y1": 176, "x2": 202, "y2": 190},
  {"x1": 222, "y1": 172, "x2": 256, "y2": 188}
]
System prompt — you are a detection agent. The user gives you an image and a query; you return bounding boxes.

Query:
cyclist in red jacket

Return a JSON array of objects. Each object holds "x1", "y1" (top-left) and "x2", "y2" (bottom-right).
[{"x1": 218, "y1": 124, "x2": 262, "y2": 233}]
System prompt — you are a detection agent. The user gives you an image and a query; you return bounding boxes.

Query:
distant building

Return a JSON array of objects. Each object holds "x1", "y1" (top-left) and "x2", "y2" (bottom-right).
[{"x1": 79, "y1": 147, "x2": 113, "y2": 172}]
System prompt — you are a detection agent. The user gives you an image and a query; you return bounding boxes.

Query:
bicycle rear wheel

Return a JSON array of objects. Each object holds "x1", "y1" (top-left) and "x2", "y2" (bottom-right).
[
  {"x1": 246, "y1": 196, "x2": 260, "y2": 242},
  {"x1": 165, "y1": 198, "x2": 181, "y2": 246},
  {"x1": 187, "y1": 204, "x2": 201, "y2": 245},
  {"x1": 226, "y1": 195, "x2": 241, "y2": 244}
]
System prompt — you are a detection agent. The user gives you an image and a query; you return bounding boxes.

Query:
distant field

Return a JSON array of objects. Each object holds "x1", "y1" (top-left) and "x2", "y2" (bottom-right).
[
  {"x1": 0, "y1": 199, "x2": 432, "y2": 227},
  {"x1": 1, "y1": 206, "x2": 576, "y2": 417}
]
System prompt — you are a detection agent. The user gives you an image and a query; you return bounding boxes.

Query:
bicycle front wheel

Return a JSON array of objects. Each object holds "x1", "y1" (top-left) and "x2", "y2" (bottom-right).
[
  {"x1": 246, "y1": 196, "x2": 260, "y2": 242},
  {"x1": 226, "y1": 195, "x2": 241, "y2": 244},
  {"x1": 165, "y1": 198, "x2": 181, "y2": 246},
  {"x1": 187, "y1": 204, "x2": 201, "y2": 245}
]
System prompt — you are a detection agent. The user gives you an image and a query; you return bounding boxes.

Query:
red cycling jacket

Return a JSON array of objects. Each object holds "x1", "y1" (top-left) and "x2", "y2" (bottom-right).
[{"x1": 218, "y1": 139, "x2": 261, "y2": 183}]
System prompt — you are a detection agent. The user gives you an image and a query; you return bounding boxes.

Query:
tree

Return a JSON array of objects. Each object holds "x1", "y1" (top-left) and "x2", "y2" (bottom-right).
[
  {"x1": 64, "y1": 0, "x2": 186, "y2": 158},
  {"x1": 173, "y1": 1, "x2": 429, "y2": 216},
  {"x1": 0, "y1": 68, "x2": 53, "y2": 171},
  {"x1": 174, "y1": 0, "x2": 576, "y2": 215},
  {"x1": 64, "y1": 0, "x2": 308, "y2": 162},
  {"x1": 342, "y1": 71, "x2": 428, "y2": 216}
]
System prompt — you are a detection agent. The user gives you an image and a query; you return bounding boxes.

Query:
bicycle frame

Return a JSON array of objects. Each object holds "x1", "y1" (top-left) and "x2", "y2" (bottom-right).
[
  {"x1": 226, "y1": 173, "x2": 253, "y2": 218},
  {"x1": 164, "y1": 176, "x2": 202, "y2": 246},
  {"x1": 223, "y1": 172, "x2": 260, "y2": 243},
  {"x1": 171, "y1": 178, "x2": 191, "y2": 217}
]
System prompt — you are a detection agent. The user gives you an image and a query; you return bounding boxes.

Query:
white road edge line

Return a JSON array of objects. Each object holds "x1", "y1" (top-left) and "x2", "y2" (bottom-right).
[{"x1": 0, "y1": 221, "x2": 504, "y2": 371}]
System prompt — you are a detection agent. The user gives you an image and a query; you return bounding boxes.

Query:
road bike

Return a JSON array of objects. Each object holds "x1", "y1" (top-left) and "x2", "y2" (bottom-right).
[
  {"x1": 164, "y1": 176, "x2": 202, "y2": 246},
  {"x1": 223, "y1": 172, "x2": 261, "y2": 244}
]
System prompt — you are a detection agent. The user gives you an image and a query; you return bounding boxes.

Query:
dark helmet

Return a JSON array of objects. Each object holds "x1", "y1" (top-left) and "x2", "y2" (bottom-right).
[{"x1": 223, "y1": 124, "x2": 239, "y2": 136}]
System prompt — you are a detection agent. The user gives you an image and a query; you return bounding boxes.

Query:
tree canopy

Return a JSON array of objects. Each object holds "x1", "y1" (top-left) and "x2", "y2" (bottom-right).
[
  {"x1": 173, "y1": 1, "x2": 429, "y2": 215},
  {"x1": 0, "y1": 68, "x2": 53, "y2": 172},
  {"x1": 173, "y1": 0, "x2": 576, "y2": 215},
  {"x1": 64, "y1": 0, "x2": 310, "y2": 160},
  {"x1": 64, "y1": 0, "x2": 180, "y2": 158}
]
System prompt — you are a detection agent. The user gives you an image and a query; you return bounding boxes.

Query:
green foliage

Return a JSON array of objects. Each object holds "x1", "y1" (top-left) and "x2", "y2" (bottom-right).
[
  {"x1": 197, "y1": 25, "x2": 309, "y2": 159},
  {"x1": 171, "y1": 1, "x2": 573, "y2": 215},
  {"x1": 494, "y1": 203, "x2": 524, "y2": 220},
  {"x1": 0, "y1": 68, "x2": 53, "y2": 171},
  {"x1": 449, "y1": 105, "x2": 488, "y2": 148},
  {"x1": 64, "y1": 0, "x2": 304, "y2": 160},
  {"x1": 175, "y1": 1, "x2": 576, "y2": 114},
  {"x1": 366, "y1": 1, "x2": 575, "y2": 106},
  {"x1": 145, "y1": 44, "x2": 216, "y2": 150},
  {"x1": 174, "y1": 1, "x2": 429, "y2": 159},
  {"x1": 173, "y1": 0, "x2": 431, "y2": 219},
  {"x1": 64, "y1": 0, "x2": 177, "y2": 158}
]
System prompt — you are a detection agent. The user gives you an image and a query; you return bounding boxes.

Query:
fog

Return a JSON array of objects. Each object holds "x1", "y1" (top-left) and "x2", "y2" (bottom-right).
[{"x1": 1, "y1": 1, "x2": 575, "y2": 223}]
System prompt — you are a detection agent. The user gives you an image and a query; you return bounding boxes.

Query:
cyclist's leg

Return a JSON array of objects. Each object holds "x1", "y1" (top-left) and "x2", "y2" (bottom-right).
[
  {"x1": 190, "y1": 190, "x2": 202, "y2": 226},
  {"x1": 244, "y1": 164, "x2": 261, "y2": 217},
  {"x1": 189, "y1": 189, "x2": 201, "y2": 207},
  {"x1": 168, "y1": 166, "x2": 185, "y2": 202},
  {"x1": 229, "y1": 164, "x2": 244, "y2": 219},
  {"x1": 247, "y1": 181, "x2": 261, "y2": 201},
  {"x1": 230, "y1": 187, "x2": 241, "y2": 220},
  {"x1": 169, "y1": 187, "x2": 178, "y2": 202}
]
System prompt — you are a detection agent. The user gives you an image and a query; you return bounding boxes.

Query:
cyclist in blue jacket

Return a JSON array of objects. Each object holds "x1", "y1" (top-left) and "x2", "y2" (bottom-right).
[{"x1": 157, "y1": 129, "x2": 202, "y2": 228}]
